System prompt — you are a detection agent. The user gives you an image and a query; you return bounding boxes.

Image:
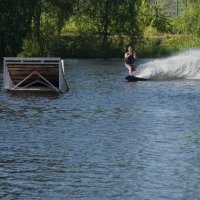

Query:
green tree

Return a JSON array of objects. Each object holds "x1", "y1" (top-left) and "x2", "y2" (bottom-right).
[
  {"x1": 174, "y1": 1, "x2": 200, "y2": 37},
  {"x1": 70, "y1": 0, "x2": 140, "y2": 55},
  {"x1": 22, "y1": 0, "x2": 74, "y2": 56},
  {"x1": 0, "y1": 0, "x2": 35, "y2": 60},
  {"x1": 137, "y1": 0, "x2": 171, "y2": 34},
  {"x1": 77, "y1": 1, "x2": 120, "y2": 44}
]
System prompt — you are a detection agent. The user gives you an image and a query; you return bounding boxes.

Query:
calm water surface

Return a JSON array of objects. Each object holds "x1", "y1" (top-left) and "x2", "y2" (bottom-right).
[{"x1": 1, "y1": 59, "x2": 200, "y2": 199}]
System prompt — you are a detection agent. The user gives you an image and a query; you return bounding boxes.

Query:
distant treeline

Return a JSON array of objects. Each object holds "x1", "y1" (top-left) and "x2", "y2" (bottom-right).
[{"x1": 1, "y1": 0, "x2": 200, "y2": 64}]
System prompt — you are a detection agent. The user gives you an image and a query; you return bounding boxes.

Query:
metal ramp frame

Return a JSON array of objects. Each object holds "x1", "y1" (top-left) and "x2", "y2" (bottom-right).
[
  {"x1": 13, "y1": 71, "x2": 59, "y2": 91},
  {"x1": 3, "y1": 57, "x2": 68, "y2": 93}
]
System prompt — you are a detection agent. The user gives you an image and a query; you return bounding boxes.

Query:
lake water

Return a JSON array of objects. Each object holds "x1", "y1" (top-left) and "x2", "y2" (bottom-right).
[{"x1": 1, "y1": 49, "x2": 200, "y2": 199}]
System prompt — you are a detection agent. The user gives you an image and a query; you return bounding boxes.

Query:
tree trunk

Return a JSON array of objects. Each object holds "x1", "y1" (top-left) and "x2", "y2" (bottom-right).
[{"x1": 33, "y1": 0, "x2": 44, "y2": 55}]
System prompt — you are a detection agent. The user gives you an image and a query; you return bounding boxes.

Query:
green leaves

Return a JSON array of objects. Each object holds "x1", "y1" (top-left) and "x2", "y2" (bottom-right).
[
  {"x1": 137, "y1": 0, "x2": 171, "y2": 34},
  {"x1": 2, "y1": 0, "x2": 199, "y2": 60},
  {"x1": 20, "y1": 0, "x2": 75, "y2": 56},
  {"x1": 0, "y1": 0, "x2": 35, "y2": 58},
  {"x1": 174, "y1": 1, "x2": 200, "y2": 37}
]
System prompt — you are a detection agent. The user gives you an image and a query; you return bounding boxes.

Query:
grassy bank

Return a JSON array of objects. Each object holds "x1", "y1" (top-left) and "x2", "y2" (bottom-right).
[
  {"x1": 17, "y1": 34, "x2": 200, "y2": 59},
  {"x1": 137, "y1": 34, "x2": 200, "y2": 58},
  {"x1": 56, "y1": 34, "x2": 200, "y2": 58}
]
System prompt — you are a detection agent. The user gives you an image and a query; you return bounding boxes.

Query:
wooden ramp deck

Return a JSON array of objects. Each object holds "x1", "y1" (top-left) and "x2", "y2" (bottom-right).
[{"x1": 3, "y1": 57, "x2": 68, "y2": 93}]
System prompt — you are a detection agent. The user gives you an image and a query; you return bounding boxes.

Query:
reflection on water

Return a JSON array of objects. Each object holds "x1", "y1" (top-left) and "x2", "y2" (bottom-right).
[{"x1": 1, "y1": 59, "x2": 200, "y2": 199}]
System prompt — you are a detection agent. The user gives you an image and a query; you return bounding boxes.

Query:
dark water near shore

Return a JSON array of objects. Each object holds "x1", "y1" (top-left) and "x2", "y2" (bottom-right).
[{"x1": 1, "y1": 54, "x2": 200, "y2": 199}]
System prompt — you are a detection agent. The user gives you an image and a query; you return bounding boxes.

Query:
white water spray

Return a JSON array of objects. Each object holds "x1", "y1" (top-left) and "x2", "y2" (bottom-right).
[{"x1": 136, "y1": 49, "x2": 200, "y2": 80}]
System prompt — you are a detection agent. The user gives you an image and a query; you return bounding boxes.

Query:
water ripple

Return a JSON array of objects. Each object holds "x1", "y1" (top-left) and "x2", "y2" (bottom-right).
[{"x1": 1, "y1": 59, "x2": 200, "y2": 199}]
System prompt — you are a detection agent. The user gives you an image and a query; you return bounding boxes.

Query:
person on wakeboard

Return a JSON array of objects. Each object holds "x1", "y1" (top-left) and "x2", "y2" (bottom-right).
[{"x1": 124, "y1": 46, "x2": 137, "y2": 76}]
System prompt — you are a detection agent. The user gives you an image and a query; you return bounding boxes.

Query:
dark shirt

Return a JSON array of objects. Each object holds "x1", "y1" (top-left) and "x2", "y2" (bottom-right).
[{"x1": 125, "y1": 54, "x2": 134, "y2": 64}]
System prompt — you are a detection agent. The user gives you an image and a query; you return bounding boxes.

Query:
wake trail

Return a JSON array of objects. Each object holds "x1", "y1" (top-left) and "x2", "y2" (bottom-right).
[{"x1": 135, "y1": 49, "x2": 200, "y2": 80}]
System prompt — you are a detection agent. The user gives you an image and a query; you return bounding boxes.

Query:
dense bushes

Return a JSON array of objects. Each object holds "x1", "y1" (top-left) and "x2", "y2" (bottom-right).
[
  {"x1": 137, "y1": 35, "x2": 200, "y2": 58},
  {"x1": 2, "y1": 0, "x2": 200, "y2": 62},
  {"x1": 18, "y1": 33, "x2": 200, "y2": 59},
  {"x1": 173, "y1": 2, "x2": 200, "y2": 37}
]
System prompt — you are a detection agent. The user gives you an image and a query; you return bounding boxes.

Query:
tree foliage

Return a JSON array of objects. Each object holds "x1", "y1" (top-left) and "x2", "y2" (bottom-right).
[
  {"x1": 21, "y1": 0, "x2": 74, "y2": 56},
  {"x1": 1, "y1": 0, "x2": 200, "y2": 61},
  {"x1": 174, "y1": 1, "x2": 200, "y2": 37},
  {"x1": 64, "y1": 0, "x2": 141, "y2": 53},
  {"x1": 137, "y1": 0, "x2": 171, "y2": 35},
  {"x1": 0, "y1": 0, "x2": 36, "y2": 59}
]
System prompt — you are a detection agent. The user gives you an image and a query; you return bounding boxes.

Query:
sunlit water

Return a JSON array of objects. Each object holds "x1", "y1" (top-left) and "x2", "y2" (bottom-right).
[{"x1": 1, "y1": 49, "x2": 200, "y2": 199}]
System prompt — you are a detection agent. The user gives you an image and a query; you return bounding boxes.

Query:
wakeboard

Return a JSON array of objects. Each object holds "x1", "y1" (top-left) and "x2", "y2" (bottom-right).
[{"x1": 125, "y1": 75, "x2": 148, "y2": 82}]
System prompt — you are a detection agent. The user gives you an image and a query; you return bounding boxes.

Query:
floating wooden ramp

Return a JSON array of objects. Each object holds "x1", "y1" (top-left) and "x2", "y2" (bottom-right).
[{"x1": 3, "y1": 57, "x2": 68, "y2": 93}]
